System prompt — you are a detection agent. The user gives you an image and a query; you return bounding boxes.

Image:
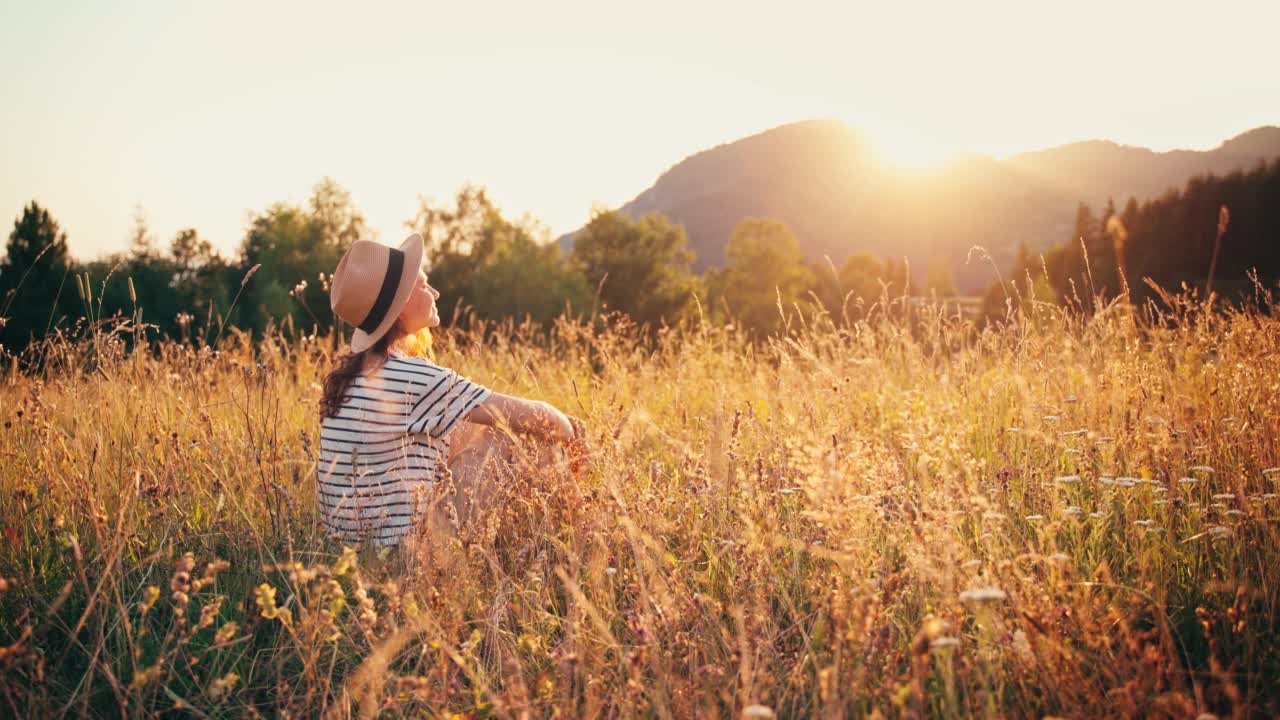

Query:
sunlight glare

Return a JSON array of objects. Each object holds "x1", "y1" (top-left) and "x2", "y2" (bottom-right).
[{"x1": 866, "y1": 124, "x2": 962, "y2": 170}]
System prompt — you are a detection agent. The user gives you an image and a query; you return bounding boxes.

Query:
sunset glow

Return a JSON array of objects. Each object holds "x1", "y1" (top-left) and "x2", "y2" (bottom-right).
[{"x1": 1, "y1": 0, "x2": 1277, "y2": 258}]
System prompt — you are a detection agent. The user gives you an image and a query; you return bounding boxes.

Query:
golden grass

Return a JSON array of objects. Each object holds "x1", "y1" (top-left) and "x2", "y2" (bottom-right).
[{"x1": 1, "y1": 289, "x2": 1278, "y2": 718}]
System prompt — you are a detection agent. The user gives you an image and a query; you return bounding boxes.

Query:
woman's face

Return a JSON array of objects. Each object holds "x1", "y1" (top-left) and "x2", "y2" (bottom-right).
[{"x1": 397, "y1": 270, "x2": 441, "y2": 332}]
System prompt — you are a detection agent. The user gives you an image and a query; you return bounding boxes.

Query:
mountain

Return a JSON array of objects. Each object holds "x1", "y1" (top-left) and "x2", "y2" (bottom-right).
[{"x1": 563, "y1": 120, "x2": 1280, "y2": 293}]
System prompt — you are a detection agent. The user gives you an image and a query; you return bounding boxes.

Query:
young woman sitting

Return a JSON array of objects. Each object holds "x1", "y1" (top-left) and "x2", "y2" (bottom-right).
[{"x1": 317, "y1": 233, "x2": 587, "y2": 546}]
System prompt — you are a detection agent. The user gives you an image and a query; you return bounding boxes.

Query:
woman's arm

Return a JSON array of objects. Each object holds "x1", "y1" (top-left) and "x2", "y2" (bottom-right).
[{"x1": 465, "y1": 391, "x2": 574, "y2": 444}]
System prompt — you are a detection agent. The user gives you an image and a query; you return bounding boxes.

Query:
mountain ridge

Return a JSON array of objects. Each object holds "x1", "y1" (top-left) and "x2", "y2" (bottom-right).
[{"x1": 563, "y1": 120, "x2": 1280, "y2": 292}]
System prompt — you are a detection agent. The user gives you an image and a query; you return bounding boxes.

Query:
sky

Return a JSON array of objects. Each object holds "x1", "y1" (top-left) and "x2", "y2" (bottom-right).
[{"x1": 2, "y1": 0, "x2": 1278, "y2": 260}]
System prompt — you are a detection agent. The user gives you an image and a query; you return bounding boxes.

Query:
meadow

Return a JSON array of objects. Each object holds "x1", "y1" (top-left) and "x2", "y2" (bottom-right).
[{"x1": 1, "y1": 283, "x2": 1278, "y2": 719}]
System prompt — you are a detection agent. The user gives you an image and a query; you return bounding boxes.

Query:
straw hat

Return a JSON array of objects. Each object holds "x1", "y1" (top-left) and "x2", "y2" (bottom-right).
[{"x1": 329, "y1": 233, "x2": 425, "y2": 352}]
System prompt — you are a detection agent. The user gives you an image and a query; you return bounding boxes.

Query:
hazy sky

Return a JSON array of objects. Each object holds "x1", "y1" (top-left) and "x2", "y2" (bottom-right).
[{"x1": 3, "y1": 0, "x2": 1278, "y2": 259}]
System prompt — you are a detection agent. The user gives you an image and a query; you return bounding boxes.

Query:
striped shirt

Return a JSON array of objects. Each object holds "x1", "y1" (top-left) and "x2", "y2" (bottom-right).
[{"x1": 318, "y1": 354, "x2": 491, "y2": 545}]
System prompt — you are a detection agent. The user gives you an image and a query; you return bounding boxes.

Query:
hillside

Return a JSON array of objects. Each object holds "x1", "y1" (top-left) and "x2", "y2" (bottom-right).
[{"x1": 566, "y1": 120, "x2": 1280, "y2": 292}]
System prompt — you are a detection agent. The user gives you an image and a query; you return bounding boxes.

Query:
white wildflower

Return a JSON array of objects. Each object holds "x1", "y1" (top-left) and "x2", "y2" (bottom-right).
[{"x1": 959, "y1": 587, "x2": 1008, "y2": 603}]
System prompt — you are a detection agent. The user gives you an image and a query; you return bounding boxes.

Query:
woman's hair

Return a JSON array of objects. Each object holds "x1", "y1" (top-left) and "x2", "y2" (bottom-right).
[{"x1": 320, "y1": 325, "x2": 434, "y2": 419}]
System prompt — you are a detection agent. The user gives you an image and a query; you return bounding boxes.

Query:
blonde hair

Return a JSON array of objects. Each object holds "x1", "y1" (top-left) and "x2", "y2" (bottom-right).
[{"x1": 396, "y1": 326, "x2": 434, "y2": 360}]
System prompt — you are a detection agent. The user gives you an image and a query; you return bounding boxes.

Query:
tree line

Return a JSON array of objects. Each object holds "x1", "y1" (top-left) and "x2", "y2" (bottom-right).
[
  {"x1": 4, "y1": 159, "x2": 1276, "y2": 357},
  {"x1": 980, "y1": 158, "x2": 1280, "y2": 319},
  {"x1": 0, "y1": 179, "x2": 920, "y2": 356}
]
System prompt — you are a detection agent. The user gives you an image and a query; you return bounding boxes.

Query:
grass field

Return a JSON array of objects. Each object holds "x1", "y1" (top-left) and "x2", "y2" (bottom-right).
[{"x1": 1, "y1": 286, "x2": 1278, "y2": 718}]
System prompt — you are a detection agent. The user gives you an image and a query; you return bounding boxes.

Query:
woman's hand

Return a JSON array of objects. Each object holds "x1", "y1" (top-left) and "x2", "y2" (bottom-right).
[{"x1": 541, "y1": 402, "x2": 575, "y2": 445}]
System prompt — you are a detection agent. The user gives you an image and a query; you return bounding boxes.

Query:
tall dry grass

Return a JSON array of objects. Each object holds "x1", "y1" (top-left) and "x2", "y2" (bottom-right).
[{"x1": 1, "y1": 283, "x2": 1278, "y2": 718}]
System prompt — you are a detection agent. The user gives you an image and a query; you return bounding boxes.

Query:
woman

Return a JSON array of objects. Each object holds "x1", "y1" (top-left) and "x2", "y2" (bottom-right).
[{"x1": 317, "y1": 233, "x2": 586, "y2": 546}]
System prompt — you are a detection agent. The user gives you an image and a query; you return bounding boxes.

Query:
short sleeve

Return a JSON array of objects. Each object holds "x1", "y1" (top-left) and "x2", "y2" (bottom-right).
[{"x1": 403, "y1": 361, "x2": 492, "y2": 440}]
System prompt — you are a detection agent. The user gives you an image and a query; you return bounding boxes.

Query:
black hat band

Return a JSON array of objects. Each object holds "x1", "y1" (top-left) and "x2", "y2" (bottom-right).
[{"x1": 357, "y1": 248, "x2": 405, "y2": 333}]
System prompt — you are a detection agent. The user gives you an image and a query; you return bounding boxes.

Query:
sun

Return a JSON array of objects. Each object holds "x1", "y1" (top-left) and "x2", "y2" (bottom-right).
[{"x1": 865, "y1": 124, "x2": 962, "y2": 170}]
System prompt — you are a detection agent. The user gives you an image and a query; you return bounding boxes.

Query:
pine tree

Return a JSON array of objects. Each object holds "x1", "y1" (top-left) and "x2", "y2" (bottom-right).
[{"x1": 1, "y1": 202, "x2": 73, "y2": 352}]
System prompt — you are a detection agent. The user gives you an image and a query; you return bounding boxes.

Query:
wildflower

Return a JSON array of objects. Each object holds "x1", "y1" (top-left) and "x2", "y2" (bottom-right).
[
  {"x1": 128, "y1": 665, "x2": 163, "y2": 692},
  {"x1": 930, "y1": 637, "x2": 961, "y2": 649},
  {"x1": 332, "y1": 546, "x2": 358, "y2": 576},
  {"x1": 1041, "y1": 415, "x2": 1059, "y2": 422},
  {"x1": 1207, "y1": 526, "x2": 1232, "y2": 539},
  {"x1": 1211, "y1": 493, "x2": 1235, "y2": 501},
  {"x1": 1225, "y1": 509, "x2": 1246, "y2": 518},
  {"x1": 209, "y1": 672, "x2": 239, "y2": 700},
  {"x1": 960, "y1": 560, "x2": 982, "y2": 570},
  {"x1": 1062, "y1": 506, "x2": 1082, "y2": 516},
  {"x1": 1262, "y1": 467, "x2": 1279, "y2": 477},
  {"x1": 1024, "y1": 514, "x2": 1044, "y2": 521},
  {"x1": 1059, "y1": 429, "x2": 1087, "y2": 437},
  {"x1": 1154, "y1": 499, "x2": 1169, "y2": 506},
  {"x1": 1065, "y1": 449, "x2": 1082, "y2": 457},
  {"x1": 354, "y1": 585, "x2": 377, "y2": 630},
  {"x1": 1006, "y1": 427, "x2": 1022, "y2": 433},
  {"x1": 1116, "y1": 476, "x2": 1139, "y2": 486},
  {"x1": 1189, "y1": 465, "x2": 1215, "y2": 474},
  {"x1": 255, "y1": 584, "x2": 291, "y2": 624},
  {"x1": 214, "y1": 621, "x2": 239, "y2": 645},
  {"x1": 1055, "y1": 475, "x2": 1080, "y2": 484},
  {"x1": 605, "y1": 567, "x2": 617, "y2": 577},
  {"x1": 171, "y1": 553, "x2": 194, "y2": 616},
  {"x1": 1178, "y1": 478, "x2": 1198, "y2": 486},
  {"x1": 396, "y1": 675, "x2": 432, "y2": 698},
  {"x1": 743, "y1": 706, "x2": 776, "y2": 719},
  {"x1": 1089, "y1": 511, "x2": 1106, "y2": 519},
  {"x1": 139, "y1": 585, "x2": 161, "y2": 614},
  {"x1": 982, "y1": 511, "x2": 1008, "y2": 520},
  {"x1": 1049, "y1": 552, "x2": 1070, "y2": 562},
  {"x1": 1133, "y1": 519, "x2": 1155, "y2": 527},
  {"x1": 959, "y1": 586, "x2": 1008, "y2": 603}
]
